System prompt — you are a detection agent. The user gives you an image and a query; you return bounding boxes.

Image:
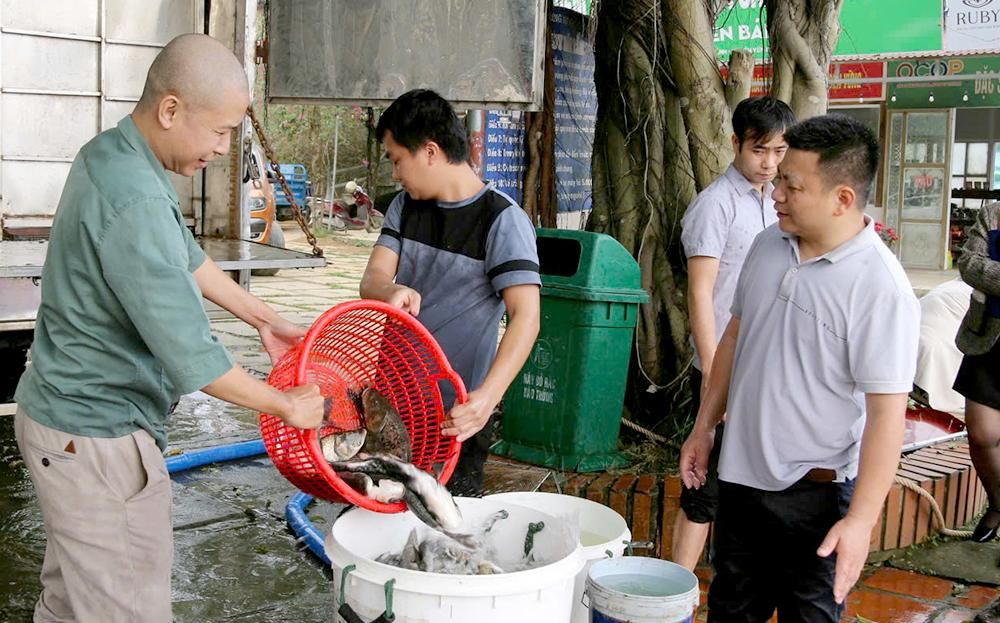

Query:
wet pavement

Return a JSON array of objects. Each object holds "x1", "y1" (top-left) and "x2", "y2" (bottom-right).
[
  {"x1": 0, "y1": 388, "x2": 350, "y2": 622},
  {"x1": 693, "y1": 565, "x2": 1000, "y2": 623},
  {"x1": 0, "y1": 415, "x2": 46, "y2": 620}
]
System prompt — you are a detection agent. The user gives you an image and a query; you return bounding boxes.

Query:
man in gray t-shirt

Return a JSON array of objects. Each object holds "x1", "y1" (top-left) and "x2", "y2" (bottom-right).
[
  {"x1": 361, "y1": 90, "x2": 541, "y2": 496},
  {"x1": 680, "y1": 115, "x2": 919, "y2": 622},
  {"x1": 674, "y1": 97, "x2": 795, "y2": 571}
]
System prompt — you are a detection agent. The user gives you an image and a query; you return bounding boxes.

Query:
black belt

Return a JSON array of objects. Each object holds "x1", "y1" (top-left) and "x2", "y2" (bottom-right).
[{"x1": 801, "y1": 468, "x2": 837, "y2": 483}]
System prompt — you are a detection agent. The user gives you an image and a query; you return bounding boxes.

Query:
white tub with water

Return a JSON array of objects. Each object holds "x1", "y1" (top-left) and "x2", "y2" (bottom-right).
[
  {"x1": 325, "y1": 497, "x2": 584, "y2": 622},
  {"x1": 486, "y1": 492, "x2": 632, "y2": 623}
]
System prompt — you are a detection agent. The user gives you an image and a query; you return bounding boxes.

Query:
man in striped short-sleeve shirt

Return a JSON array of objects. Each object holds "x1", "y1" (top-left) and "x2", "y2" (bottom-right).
[{"x1": 361, "y1": 89, "x2": 541, "y2": 496}]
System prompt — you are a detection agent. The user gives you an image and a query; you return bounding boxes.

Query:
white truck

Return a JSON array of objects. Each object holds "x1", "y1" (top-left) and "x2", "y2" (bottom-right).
[{"x1": 0, "y1": 0, "x2": 326, "y2": 404}]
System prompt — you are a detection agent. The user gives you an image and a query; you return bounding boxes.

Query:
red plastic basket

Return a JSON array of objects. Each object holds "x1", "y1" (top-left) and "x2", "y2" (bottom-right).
[{"x1": 259, "y1": 300, "x2": 466, "y2": 512}]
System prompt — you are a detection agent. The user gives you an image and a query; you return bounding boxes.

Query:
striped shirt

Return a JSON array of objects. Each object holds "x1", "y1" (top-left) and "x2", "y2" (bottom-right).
[{"x1": 376, "y1": 182, "x2": 541, "y2": 403}]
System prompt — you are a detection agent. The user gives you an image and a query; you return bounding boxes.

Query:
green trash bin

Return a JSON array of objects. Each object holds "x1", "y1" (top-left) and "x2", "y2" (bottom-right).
[{"x1": 491, "y1": 228, "x2": 649, "y2": 472}]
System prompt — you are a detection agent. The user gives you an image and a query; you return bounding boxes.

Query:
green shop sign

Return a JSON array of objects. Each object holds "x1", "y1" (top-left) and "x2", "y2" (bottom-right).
[
  {"x1": 714, "y1": 0, "x2": 943, "y2": 62},
  {"x1": 887, "y1": 56, "x2": 1000, "y2": 108}
]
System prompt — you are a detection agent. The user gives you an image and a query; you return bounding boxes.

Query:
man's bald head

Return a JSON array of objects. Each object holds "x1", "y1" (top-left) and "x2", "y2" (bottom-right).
[
  {"x1": 132, "y1": 34, "x2": 250, "y2": 177},
  {"x1": 137, "y1": 33, "x2": 248, "y2": 113}
]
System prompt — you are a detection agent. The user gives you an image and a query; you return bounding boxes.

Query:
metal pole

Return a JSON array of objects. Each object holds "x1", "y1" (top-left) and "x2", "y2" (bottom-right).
[{"x1": 326, "y1": 113, "x2": 341, "y2": 228}]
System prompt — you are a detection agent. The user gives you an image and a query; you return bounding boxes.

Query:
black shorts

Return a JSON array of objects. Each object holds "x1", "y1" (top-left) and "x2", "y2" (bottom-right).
[
  {"x1": 954, "y1": 339, "x2": 1000, "y2": 410},
  {"x1": 680, "y1": 368, "x2": 725, "y2": 524},
  {"x1": 445, "y1": 414, "x2": 494, "y2": 497}
]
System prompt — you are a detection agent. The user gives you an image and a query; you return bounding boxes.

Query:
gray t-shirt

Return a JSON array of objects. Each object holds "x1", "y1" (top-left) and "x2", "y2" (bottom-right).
[
  {"x1": 376, "y1": 182, "x2": 541, "y2": 405},
  {"x1": 680, "y1": 164, "x2": 776, "y2": 370},
  {"x1": 719, "y1": 218, "x2": 920, "y2": 491}
]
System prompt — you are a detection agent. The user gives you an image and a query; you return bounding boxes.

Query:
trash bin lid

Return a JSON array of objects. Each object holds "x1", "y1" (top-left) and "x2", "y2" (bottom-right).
[
  {"x1": 541, "y1": 283, "x2": 649, "y2": 303},
  {"x1": 536, "y1": 227, "x2": 646, "y2": 296}
]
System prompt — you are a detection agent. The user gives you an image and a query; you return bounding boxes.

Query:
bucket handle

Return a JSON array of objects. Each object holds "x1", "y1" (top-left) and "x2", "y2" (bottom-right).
[
  {"x1": 580, "y1": 591, "x2": 591, "y2": 609},
  {"x1": 624, "y1": 540, "x2": 655, "y2": 554},
  {"x1": 338, "y1": 564, "x2": 356, "y2": 607},
  {"x1": 382, "y1": 578, "x2": 396, "y2": 620},
  {"x1": 337, "y1": 565, "x2": 396, "y2": 623}
]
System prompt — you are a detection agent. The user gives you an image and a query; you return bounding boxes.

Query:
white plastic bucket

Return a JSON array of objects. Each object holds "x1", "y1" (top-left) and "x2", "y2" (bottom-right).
[
  {"x1": 585, "y1": 557, "x2": 699, "y2": 623},
  {"x1": 325, "y1": 497, "x2": 584, "y2": 622},
  {"x1": 485, "y1": 492, "x2": 631, "y2": 623}
]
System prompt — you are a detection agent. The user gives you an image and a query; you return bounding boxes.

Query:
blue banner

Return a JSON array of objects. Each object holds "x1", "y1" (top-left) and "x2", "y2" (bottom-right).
[
  {"x1": 551, "y1": 7, "x2": 596, "y2": 214},
  {"x1": 483, "y1": 7, "x2": 597, "y2": 215}
]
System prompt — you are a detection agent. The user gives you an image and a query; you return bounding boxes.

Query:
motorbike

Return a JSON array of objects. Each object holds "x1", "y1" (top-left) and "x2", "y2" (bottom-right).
[{"x1": 315, "y1": 180, "x2": 384, "y2": 233}]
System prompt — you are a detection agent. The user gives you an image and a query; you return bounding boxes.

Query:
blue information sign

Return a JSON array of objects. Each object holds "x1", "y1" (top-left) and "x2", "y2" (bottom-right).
[
  {"x1": 551, "y1": 8, "x2": 596, "y2": 214},
  {"x1": 483, "y1": 7, "x2": 597, "y2": 215},
  {"x1": 484, "y1": 110, "x2": 527, "y2": 205}
]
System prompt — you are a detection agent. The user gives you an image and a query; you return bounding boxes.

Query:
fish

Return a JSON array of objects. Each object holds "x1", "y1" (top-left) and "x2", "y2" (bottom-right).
[
  {"x1": 416, "y1": 533, "x2": 503, "y2": 575},
  {"x1": 376, "y1": 529, "x2": 424, "y2": 571},
  {"x1": 319, "y1": 428, "x2": 367, "y2": 462},
  {"x1": 400, "y1": 529, "x2": 423, "y2": 570},
  {"x1": 375, "y1": 528, "x2": 418, "y2": 569},
  {"x1": 348, "y1": 386, "x2": 411, "y2": 462},
  {"x1": 328, "y1": 454, "x2": 474, "y2": 546},
  {"x1": 321, "y1": 396, "x2": 336, "y2": 427},
  {"x1": 336, "y1": 471, "x2": 406, "y2": 504},
  {"x1": 378, "y1": 528, "x2": 504, "y2": 575},
  {"x1": 374, "y1": 551, "x2": 402, "y2": 567}
]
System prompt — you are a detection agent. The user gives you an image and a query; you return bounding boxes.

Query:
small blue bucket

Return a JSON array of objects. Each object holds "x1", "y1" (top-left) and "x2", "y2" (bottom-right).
[{"x1": 584, "y1": 557, "x2": 699, "y2": 623}]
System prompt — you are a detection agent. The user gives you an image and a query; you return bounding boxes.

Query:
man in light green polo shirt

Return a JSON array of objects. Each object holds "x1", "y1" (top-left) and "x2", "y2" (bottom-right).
[{"x1": 13, "y1": 34, "x2": 324, "y2": 623}]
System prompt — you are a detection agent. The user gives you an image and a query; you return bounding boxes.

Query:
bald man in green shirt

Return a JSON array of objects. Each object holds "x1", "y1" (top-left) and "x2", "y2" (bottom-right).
[{"x1": 13, "y1": 34, "x2": 324, "y2": 622}]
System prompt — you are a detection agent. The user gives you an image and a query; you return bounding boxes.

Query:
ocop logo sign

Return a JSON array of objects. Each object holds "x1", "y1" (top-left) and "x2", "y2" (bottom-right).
[{"x1": 894, "y1": 59, "x2": 965, "y2": 77}]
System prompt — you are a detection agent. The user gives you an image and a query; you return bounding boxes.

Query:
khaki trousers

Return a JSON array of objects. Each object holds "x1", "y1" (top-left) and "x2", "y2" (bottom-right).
[{"x1": 15, "y1": 408, "x2": 173, "y2": 623}]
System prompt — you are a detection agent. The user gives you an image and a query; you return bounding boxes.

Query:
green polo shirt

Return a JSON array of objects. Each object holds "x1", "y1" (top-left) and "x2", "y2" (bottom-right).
[{"x1": 15, "y1": 116, "x2": 234, "y2": 450}]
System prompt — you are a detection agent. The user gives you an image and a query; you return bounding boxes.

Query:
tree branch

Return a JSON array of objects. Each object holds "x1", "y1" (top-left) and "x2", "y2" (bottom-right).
[
  {"x1": 767, "y1": 0, "x2": 840, "y2": 118},
  {"x1": 665, "y1": 0, "x2": 732, "y2": 190},
  {"x1": 725, "y1": 49, "x2": 754, "y2": 110}
]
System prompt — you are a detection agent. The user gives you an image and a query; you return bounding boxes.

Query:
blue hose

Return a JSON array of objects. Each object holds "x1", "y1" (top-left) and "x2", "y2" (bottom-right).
[
  {"x1": 165, "y1": 439, "x2": 267, "y2": 474},
  {"x1": 164, "y1": 438, "x2": 331, "y2": 567},
  {"x1": 286, "y1": 491, "x2": 332, "y2": 566}
]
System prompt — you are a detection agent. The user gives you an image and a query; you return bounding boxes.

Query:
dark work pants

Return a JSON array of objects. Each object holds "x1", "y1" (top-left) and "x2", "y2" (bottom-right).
[
  {"x1": 708, "y1": 478, "x2": 856, "y2": 623},
  {"x1": 445, "y1": 414, "x2": 494, "y2": 497}
]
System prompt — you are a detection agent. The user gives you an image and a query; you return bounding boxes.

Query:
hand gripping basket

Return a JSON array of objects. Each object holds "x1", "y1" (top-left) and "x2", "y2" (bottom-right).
[{"x1": 259, "y1": 300, "x2": 466, "y2": 512}]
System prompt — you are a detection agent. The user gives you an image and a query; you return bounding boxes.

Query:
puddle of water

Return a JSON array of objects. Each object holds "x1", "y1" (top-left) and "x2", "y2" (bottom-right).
[
  {"x1": 167, "y1": 392, "x2": 262, "y2": 450},
  {"x1": 0, "y1": 415, "x2": 45, "y2": 621},
  {"x1": 0, "y1": 392, "x2": 340, "y2": 622}
]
